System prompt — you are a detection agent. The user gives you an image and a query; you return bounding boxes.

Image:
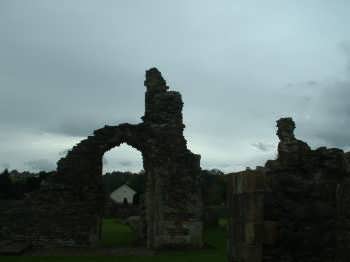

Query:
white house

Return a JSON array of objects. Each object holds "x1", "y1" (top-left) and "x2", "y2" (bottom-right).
[{"x1": 110, "y1": 184, "x2": 137, "y2": 204}]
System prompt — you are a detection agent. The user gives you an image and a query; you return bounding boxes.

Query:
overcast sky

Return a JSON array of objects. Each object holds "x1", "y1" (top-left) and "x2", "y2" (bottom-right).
[{"x1": 1, "y1": 0, "x2": 350, "y2": 173}]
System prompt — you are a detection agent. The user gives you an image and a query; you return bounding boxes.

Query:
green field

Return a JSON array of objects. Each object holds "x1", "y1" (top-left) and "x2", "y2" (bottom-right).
[
  {"x1": 98, "y1": 219, "x2": 137, "y2": 247},
  {"x1": 1, "y1": 219, "x2": 228, "y2": 262}
]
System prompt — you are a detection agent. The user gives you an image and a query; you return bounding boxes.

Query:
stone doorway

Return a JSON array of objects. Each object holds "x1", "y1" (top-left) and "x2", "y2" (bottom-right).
[{"x1": 101, "y1": 144, "x2": 145, "y2": 247}]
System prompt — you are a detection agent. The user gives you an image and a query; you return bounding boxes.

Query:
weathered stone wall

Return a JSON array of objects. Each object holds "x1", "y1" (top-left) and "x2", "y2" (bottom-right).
[
  {"x1": 142, "y1": 68, "x2": 203, "y2": 249},
  {"x1": 0, "y1": 186, "x2": 102, "y2": 247},
  {"x1": 228, "y1": 118, "x2": 350, "y2": 262},
  {"x1": 227, "y1": 171, "x2": 268, "y2": 262},
  {"x1": 0, "y1": 68, "x2": 203, "y2": 250}
]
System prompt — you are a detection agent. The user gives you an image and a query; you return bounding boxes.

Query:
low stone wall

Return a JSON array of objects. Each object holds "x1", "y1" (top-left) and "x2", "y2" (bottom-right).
[
  {"x1": 0, "y1": 200, "x2": 31, "y2": 242},
  {"x1": 228, "y1": 170, "x2": 350, "y2": 262},
  {"x1": 0, "y1": 184, "x2": 103, "y2": 248}
]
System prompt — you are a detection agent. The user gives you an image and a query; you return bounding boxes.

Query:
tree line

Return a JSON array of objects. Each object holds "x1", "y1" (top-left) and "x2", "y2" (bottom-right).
[
  {"x1": 0, "y1": 169, "x2": 53, "y2": 200},
  {"x1": 0, "y1": 168, "x2": 227, "y2": 205}
]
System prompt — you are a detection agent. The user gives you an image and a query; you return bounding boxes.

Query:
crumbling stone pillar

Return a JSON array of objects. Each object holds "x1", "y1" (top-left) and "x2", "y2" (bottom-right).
[
  {"x1": 142, "y1": 68, "x2": 203, "y2": 249},
  {"x1": 276, "y1": 117, "x2": 311, "y2": 167}
]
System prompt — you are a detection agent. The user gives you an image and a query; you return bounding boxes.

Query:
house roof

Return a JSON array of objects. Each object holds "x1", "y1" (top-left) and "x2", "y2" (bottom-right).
[{"x1": 111, "y1": 183, "x2": 137, "y2": 193}]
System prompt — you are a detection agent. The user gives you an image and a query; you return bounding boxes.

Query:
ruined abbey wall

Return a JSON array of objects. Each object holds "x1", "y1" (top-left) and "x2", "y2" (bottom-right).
[
  {"x1": 0, "y1": 68, "x2": 203, "y2": 249},
  {"x1": 228, "y1": 118, "x2": 350, "y2": 262},
  {"x1": 2, "y1": 70, "x2": 350, "y2": 258}
]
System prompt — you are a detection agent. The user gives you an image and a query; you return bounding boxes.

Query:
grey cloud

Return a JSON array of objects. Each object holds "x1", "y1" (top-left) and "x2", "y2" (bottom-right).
[
  {"x1": 310, "y1": 81, "x2": 350, "y2": 148},
  {"x1": 203, "y1": 161, "x2": 232, "y2": 170},
  {"x1": 239, "y1": 154, "x2": 276, "y2": 170},
  {"x1": 323, "y1": 81, "x2": 350, "y2": 116},
  {"x1": 339, "y1": 41, "x2": 350, "y2": 72},
  {"x1": 1, "y1": 1, "x2": 350, "y2": 172},
  {"x1": 251, "y1": 142, "x2": 274, "y2": 152},
  {"x1": 52, "y1": 115, "x2": 143, "y2": 137},
  {"x1": 118, "y1": 160, "x2": 133, "y2": 167},
  {"x1": 315, "y1": 129, "x2": 350, "y2": 149},
  {"x1": 285, "y1": 80, "x2": 319, "y2": 89},
  {"x1": 59, "y1": 149, "x2": 70, "y2": 157},
  {"x1": 25, "y1": 159, "x2": 55, "y2": 172},
  {"x1": 55, "y1": 118, "x2": 103, "y2": 137},
  {"x1": 216, "y1": 163, "x2": 232, "y2": 168},
  {"x1": 293, "y1": 43, "x2": 350, "y2": 149},
  {"x1": 306, "y1": 81, "x2": 318, "y2": 86},
  {"x1": 1, "y1": 163, "x2": 10, "y2": 171}
]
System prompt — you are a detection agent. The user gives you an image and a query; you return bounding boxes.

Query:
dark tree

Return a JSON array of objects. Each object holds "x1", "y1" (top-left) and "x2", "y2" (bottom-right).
[{"x1": 0, "y1": 169, "x2": 13, "y2": 199}]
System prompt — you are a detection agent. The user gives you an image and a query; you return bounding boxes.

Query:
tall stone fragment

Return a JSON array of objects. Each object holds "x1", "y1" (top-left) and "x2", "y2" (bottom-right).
[
  {"x1": 142, "y1": 68, "x2": 202, "y2": 248},
  {"x1": 275, "y1": 117, "x2": 311, "y2": 168}
]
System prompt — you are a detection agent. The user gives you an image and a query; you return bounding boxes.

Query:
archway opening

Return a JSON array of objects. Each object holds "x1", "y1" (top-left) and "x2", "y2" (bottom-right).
[
  {"x1": 99, "y1": 143, "x2": 145, "y2": 247},
  {"x1": 102, "y1": 143, "x2": 143, "y2": 174}
]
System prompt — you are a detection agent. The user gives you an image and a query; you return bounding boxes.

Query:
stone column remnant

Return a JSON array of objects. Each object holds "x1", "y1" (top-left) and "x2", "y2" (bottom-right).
[{"x1": 142, "y1": 68, "x2": 203, "y2": 249}]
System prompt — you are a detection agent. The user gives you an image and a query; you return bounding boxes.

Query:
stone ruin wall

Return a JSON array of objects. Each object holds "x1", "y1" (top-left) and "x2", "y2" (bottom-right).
[
  {"x1": 228, "y1": 117, "x2": 350, "y2": 262},
  {"x1": 2, "y1": 69, "x2": 350, "y2": 259},
  {"x1": 0, "y1": 68, "x2": 203, "y2": 249}
]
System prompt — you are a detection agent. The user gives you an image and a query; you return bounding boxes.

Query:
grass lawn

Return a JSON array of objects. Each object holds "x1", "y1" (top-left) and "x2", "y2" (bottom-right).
[
  {"x1": 98, "y1": 218, "x2": 137, "y2": 247},
  {"x1": 1, "y1": 219, "x2": 228, "y2": 262}
]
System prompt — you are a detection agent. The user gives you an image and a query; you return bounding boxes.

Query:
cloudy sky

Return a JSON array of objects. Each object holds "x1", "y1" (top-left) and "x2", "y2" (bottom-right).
[{"x1": 1, "y1": 0, "x2": 350, "y2": 173}]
